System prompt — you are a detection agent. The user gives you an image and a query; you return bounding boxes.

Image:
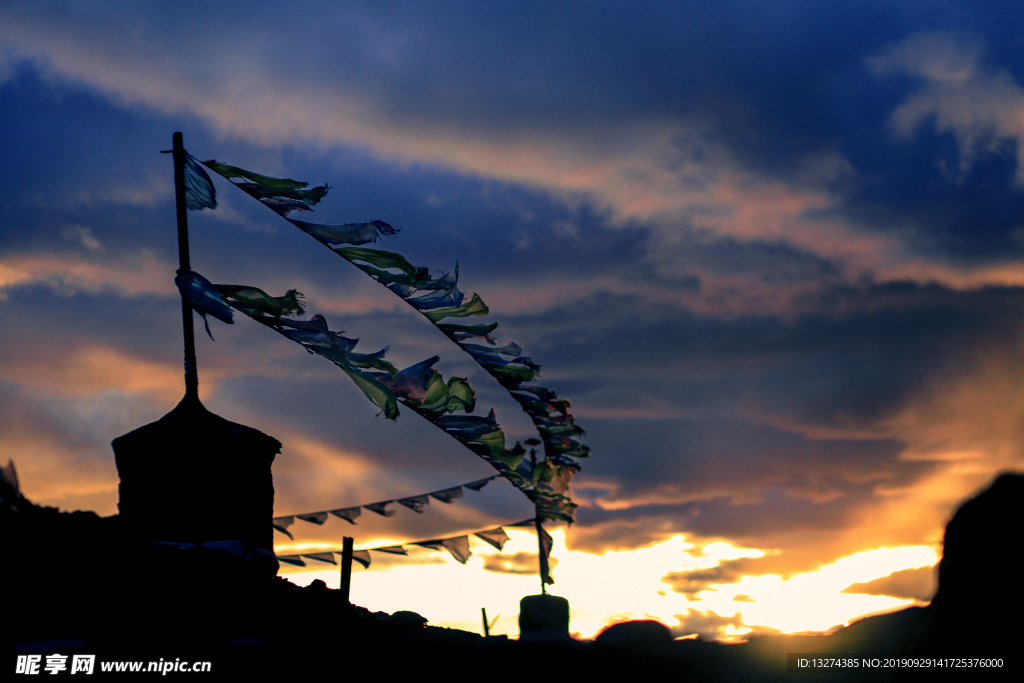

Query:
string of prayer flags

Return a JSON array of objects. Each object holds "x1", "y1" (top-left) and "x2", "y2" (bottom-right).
[
  {"x1": 178, "y1": 270, "x2": 399, "y2": 419},
  {"x1": 219, "y1": 291, "x2": 401, "y2": 420},
  {"x1": 305, "y1": 243, "x2": 584, "y2": 521},
  {"x1": 273, "y1": 475, "x2": 498, "y2": 530},
  {"x1": 197, "y1": 157, "x2": 587, "y2": 521},
  {"x1": 275, "y1": 518, "x2": 539, "y2": 571}
]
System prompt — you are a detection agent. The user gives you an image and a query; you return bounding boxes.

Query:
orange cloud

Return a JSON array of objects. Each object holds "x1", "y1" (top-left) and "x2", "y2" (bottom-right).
[
  {"x1": 2, "y1": 346, "x2": 191, "y2": 403},
  {"x1": 0, "y1": 252, "x2": 174, "y2": 298}
]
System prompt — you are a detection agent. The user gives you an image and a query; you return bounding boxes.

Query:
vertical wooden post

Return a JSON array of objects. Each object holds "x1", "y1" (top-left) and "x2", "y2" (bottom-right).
[
  {"x1": 170, "y1": 132, "x2": 198, "y2": 400},
  {"x1": 535, "y1": 516, "x2": 548, "y2": 595},
  {"x1": 527, "y1": 441, "x2": 548, "y2": 595},
  {"x1": 340, "y1": 536, "x2": 354, "y2": 602},
  {"x1": 482, "y1": 607, "x2": 490, "y2": 636}
]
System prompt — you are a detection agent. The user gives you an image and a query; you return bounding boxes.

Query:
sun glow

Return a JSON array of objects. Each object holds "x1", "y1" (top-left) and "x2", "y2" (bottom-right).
[{"x1": 279, "y1": 529, "x2": 938, "y2": 641}]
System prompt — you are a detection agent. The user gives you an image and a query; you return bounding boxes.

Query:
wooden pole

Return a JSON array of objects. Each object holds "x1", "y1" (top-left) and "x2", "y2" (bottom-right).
[
  {"x1": 528, "y1": 442, "x2": 548, "y2": 595},
  {"x1": 170, "y1": 132, "x2": 198, "y2": 401},
  {"x1": 340, "y1": 536, "x2": 354, "y2": 602},
  {"x1": 482, "y1": 607, "x2": 490, "y2": 636},
  {"x1": 535, "y1": 515, "x2": 548, "y2": 595}
]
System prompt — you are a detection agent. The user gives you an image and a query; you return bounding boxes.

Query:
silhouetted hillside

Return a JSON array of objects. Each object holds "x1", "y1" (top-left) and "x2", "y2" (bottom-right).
[{"x1": 3, "y1": 466, "x2": 1018, "y2": 678}]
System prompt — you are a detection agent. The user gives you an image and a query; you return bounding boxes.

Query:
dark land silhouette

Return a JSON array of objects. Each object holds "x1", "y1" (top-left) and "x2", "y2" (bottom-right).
[{"x1": 3, "y1": 400, "x2": 1019, "y2": 679}]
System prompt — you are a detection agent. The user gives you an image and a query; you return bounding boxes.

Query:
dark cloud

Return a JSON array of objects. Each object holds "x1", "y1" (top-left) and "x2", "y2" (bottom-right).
[
  {"x1": 671, "y1": 608, "x2": 743, "y2": 640},
  {"x1": 481, "y1": 551, "x2": 558, "y2": 576},
  {"x1": 842, "y1": 565, "x2": 937, "y2": 602},
  {"x1": 662, "y1": 559, "x2": 753, "y2": 598}
]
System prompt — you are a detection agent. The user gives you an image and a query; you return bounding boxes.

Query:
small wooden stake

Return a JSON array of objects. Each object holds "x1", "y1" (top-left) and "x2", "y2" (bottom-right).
[
  {"x1": 340, "y1": 536, "x2": 354, "y2": 602},
  {"x1": 482, "y1": 607, "x2": 490, "y2": 636}
]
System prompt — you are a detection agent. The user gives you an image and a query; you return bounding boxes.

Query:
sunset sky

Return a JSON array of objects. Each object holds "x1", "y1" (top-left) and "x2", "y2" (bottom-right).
[{"x1": 3, "y1": 1, "x2": 1024, "y2": 640}]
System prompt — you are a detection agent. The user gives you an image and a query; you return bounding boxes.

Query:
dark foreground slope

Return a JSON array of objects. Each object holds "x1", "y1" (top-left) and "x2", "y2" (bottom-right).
[{"x1": 3, "y1": 472, "x2": 1020, "y2": 679}]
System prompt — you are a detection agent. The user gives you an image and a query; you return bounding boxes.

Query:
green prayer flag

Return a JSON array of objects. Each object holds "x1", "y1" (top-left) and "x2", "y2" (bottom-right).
[
  {"x1": 422, "y1": 292, "x2": 489, "y2": 322},
  {"x1": 215, "y1": 285, "x2": 305, "y2": 317},
  {"x1": 202, "y1": 160, "x2": 308, "y2": 189},
  {"x1": 339, "y1": 366, "x2": 400, "y2": 420}
]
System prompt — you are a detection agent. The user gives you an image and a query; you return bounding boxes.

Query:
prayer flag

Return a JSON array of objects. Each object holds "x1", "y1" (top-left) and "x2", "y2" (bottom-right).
[
  {"x1": 184, "y1": 154, "x2": 217, "y2": 210},
  {"x1": 417, "y1": 536, "x2": 471, "y2": 564},
  {"x1": 351, "y1": 550, "x2": 371, "y2": 569},
  {"x1": 398, "y1": 495, "x2": 430, "y2": 513},
  {"x1": 297, "y1": 512, "x2": 328, "y2": 525},
  {"x1": 474, "y1": 527, "x2": 510, "y2": 551},
  {"x1": 302, "y1": 552, "x2": 337, "y2": 565},
  {"x1": 329, "y1": 507, "x2": 361, "y2": 524},
  {"x1": 365, "y1": 501, "x2": 397, "y2": 517},
  {"x1": 372, "y1": 546, "x2": 408, "y2": 555},
  {"x1": 430, "y1": 486, "x2": 464, "y2": 504},
  {"x1": 464, "y1": 476, "x2": 496, "y2": 491},
  {"x1": 174, "y1": 270, "x2": 233, "y2": 340}
]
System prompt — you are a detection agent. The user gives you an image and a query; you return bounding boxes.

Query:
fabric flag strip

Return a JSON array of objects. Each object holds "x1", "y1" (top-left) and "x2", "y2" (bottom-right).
[
  {"x1": 364, "y1": 501, "x2": 397, "y2": 517},
  {"x1": 372, "y1": 546, "x2": 408, "y2": 555},
  {"x1": 274, "y1": 476, "x2": 497, "y2": 530},
  {"x1": 538, "y1": 523, "x2": 554, "y2": 586},
  {"x1": 303, "y1": 552, "x2": 337, "y2": 565},
  {"x1": 296, "y1": 512, "x2": 328, "y2": 526},
  {"x1": 289, "y1": 218, "x2": 399, "y2": 247},
  {"x1": 415, "y1": 536, "x2": 471, "y2": 564},
  {"x1": 273, "y1": 516, "x2": 295, "y2": 540},
  {"x1": 474, "y1": 527, "x2": 510, "y2": 551},
  {"x1": 275, "y1": 518, "x2": 540, "y2": 572},
  {"x1": 174, "y1": 270, "x2": 233, "y2": 340},
  {"x1": 464, "y1": 477, "x2": 494, "y2": 492},
  {"x1": 183, "y1": 153, "x2": 217, "y2": 211},
  {"x1": 201, "y1": 159, "x2": 586, "y2": 522},
  {"x1": 397, "y1": 495, "x2": 429, "y2": 513},
  {"x1": 429, "y1": 486, "x2": 463, "y2": 504},
  {"x1": 351, "y1": 550, "x2": 371, "y2": 569},
  {"x1": 329, "y1": 507, "x2": 361, "y2": 524},
  {"x1": 211, "y1": 282, "x2": 401, "y2": 420}
]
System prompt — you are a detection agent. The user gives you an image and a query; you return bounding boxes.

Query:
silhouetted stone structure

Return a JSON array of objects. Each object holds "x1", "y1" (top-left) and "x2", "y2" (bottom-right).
[
  {"x1": 519, "y1": 594, "x2": 571, "y2": 641},
  {"x1": 113, "y1": 394, "x2": 280, "y2": 551}
]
